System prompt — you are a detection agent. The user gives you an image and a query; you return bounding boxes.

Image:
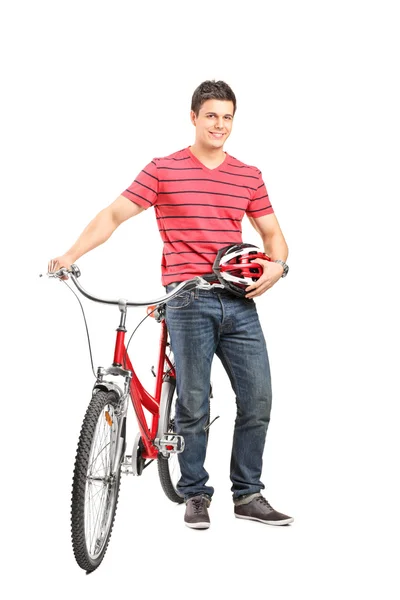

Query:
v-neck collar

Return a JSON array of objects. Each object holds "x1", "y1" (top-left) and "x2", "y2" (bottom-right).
[{"x1": 187, "y1": 146, "x2": 229, "y2": 173}]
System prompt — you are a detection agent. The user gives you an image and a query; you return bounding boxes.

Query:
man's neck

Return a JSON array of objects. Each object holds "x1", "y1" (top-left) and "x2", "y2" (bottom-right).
[{"x1": 189, "y1": 143, "x2": 226, "y2": 169}]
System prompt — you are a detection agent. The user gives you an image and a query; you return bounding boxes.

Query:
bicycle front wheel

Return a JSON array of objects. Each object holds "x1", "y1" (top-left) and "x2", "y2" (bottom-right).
[{"x1": 71, "y1": 390, "x2": 125, "y2": 572}]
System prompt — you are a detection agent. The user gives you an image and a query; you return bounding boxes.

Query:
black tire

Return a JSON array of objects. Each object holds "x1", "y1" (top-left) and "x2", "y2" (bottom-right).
[
  {"x1": 71, "y1": 390, "x2": 125, "y2": 572},
  {"x1": 157, "y1": 378, "x2": 211, "y2": 504}
]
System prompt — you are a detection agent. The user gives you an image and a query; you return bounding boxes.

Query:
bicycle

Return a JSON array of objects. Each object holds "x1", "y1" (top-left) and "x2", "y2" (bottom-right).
[{"x1": 47, "y1": 265, "x2": 223, "y2": 573}]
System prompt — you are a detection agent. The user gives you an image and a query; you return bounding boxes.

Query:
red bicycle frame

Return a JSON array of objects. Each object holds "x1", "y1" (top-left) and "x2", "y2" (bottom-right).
[{"x1": 113, "y1": 317, "x2": 175, "y2": 460}]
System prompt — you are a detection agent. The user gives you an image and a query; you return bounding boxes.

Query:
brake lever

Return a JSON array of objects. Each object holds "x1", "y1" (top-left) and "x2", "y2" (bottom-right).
[{"x1": 41, "y1": 267, "x2": 70, "y2": 279}]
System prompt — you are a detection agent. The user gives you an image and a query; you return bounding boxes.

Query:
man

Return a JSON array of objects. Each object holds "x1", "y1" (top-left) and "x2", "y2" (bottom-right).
[{"x1": 49, "y1": 80, "x2": 293, "y2": 530}]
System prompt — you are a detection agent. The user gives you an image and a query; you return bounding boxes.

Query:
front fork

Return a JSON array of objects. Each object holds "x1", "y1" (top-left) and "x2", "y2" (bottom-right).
[{"x1": 93, "y1": 365, "x2": 131, "y2": 476}]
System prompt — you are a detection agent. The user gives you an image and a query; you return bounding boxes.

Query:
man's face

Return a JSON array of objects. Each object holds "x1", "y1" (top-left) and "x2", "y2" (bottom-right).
[{"x1": 190, "y1": 99, "x2": 234, "y2": 150}]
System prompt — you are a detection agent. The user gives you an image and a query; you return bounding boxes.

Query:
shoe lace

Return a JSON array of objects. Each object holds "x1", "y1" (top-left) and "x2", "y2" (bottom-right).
[
  {"x1": 191, "y1": 497, "x2": 205, "y2": 514},
  {"x1": 256, "y1": 496, "x2": 273, "y2": 509}
]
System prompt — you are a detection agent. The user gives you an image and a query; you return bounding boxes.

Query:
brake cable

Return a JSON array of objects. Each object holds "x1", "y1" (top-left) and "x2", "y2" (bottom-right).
[
  {"x1": 60, "y1": 278, "x2": 97, "y2": 379},
  {"x1": 59, "y1": 277, "x2": 157, "y2": 381},
  {"x1": 54, "y1": 277, "x2": 162, "y2": 469}
]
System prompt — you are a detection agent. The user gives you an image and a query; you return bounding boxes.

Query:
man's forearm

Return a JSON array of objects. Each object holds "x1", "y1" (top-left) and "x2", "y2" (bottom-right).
[
  {"x1": 64, "y1": 207, "x2": 118, "y2": 263},
  {"x1": 262, "y1": 232, "x2": 288, "y2": 263}
]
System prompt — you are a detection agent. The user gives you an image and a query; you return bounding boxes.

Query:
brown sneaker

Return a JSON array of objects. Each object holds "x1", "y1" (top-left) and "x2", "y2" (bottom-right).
[
  {"x1": 184, "y1": 494, "x2": 211, "y2": 529},
  {"x1": 234, "y1": 493, "x2": 293, "y2": 526}
]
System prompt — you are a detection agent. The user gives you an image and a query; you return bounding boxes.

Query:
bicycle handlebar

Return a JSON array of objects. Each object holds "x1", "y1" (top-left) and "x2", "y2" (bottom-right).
[{"x1": 47, "y1": 264, "x2": 225, "y2": 307}]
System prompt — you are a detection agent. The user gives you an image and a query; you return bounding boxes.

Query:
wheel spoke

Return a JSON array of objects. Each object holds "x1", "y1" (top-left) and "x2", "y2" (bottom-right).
[{"x1": 90, "y1": 485, "x2": 108, "y2": 554}]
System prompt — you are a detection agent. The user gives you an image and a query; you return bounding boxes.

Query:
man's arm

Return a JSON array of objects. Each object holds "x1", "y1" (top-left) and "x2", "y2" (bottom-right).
[
  {"x1": 48, "y1": 196, "x2": 144, "y2": 273},
  {"x1": 248, "y1": 213, "x2": 288, "y2": 261},
  {"x1": 245, "y1": 213, "x2": 289, "y2": 298}
]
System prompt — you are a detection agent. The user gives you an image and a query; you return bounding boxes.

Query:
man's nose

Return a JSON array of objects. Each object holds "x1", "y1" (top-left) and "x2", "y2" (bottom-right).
[{"x1": 215, "y1": 117, "x2": 224, "y2": 129}]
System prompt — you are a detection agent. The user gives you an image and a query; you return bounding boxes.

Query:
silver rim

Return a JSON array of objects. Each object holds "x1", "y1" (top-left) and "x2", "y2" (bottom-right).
[{"x1": 84, "y1": 403, "x2": 119, "y2": 560}]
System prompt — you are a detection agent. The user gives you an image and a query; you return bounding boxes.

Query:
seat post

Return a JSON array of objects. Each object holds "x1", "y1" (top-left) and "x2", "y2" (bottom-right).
[
  {"x1": 118, "y1": 298, "x2": 127, "y2": 330},
  {"x1": 113, "y1": 299, "x2": 128, "y2": 366}
]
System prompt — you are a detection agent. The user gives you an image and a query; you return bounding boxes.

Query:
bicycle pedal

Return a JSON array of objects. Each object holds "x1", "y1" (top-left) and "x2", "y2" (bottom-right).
[
  {"x1": 157, "y1": 434, "x2": 185, "y2": 456},
  {"x1": 121, "y1": 455, "x2": 133, "y2": 475}
]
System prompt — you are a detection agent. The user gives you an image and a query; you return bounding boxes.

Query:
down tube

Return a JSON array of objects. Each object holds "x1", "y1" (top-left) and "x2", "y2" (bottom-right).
[{"x1": 114, "y1": 327, "x2": 158, "y2": 457}]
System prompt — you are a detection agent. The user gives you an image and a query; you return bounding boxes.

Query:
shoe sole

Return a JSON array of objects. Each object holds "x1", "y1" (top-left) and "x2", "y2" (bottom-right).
[
  {"x1": 185, "y1": 521, "x2": 210, "y2": 529},
  {"x1": 235, "y1": 514, "x2": 294, "y2": 526}
]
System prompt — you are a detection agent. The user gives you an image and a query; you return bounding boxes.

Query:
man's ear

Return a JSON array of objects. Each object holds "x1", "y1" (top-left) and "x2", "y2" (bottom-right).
[{"x1": 190, "y1": 110, "x2": 197, "y2": 126}]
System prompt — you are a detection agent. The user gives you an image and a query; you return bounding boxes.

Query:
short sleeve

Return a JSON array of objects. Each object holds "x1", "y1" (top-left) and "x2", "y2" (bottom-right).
[
  {"x1": 246, "y1": 172, "x2": 274, "y2": 218},
  {"x1": 121, "y1": 160, "x2": 158, "y2": 209}
]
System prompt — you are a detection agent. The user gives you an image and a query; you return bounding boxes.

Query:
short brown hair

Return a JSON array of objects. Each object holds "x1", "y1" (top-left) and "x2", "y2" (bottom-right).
[{"x1": 191, "y1": 80, "x2": 237, "y2": 116}]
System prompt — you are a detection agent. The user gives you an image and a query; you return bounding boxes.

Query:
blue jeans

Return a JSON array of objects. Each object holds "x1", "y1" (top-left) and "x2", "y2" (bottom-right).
[{"x1": 165, "y1": 284, "x2": 272, "y2": 502}]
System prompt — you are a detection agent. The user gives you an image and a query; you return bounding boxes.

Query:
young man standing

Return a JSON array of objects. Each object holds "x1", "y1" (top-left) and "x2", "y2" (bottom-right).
[{"x1": 49, "y1": 80, "x2": 293, "y2": 529}]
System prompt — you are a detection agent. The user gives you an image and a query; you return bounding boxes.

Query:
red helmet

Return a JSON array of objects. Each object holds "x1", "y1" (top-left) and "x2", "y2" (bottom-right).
[{"x1": 212, "y1": 243, "x2": 271, "y2": 297}]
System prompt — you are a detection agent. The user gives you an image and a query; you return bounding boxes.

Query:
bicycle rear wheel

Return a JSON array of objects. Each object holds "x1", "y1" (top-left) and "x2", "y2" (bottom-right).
[
  {"x1": 71, "y1": 390, "x2": 125, "y2": 572},
  {"x1": 157, "y1": 378, "x2": 210, "y2": 504}
]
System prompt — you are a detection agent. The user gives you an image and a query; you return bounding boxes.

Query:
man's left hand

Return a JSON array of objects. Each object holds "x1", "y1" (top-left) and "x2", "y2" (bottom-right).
[{"x1": 245, "y1": 259, "x2": 284, "y2": 298}]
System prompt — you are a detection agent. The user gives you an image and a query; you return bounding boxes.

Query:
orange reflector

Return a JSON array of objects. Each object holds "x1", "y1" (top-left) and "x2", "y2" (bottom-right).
[
  {"x1": 105, "y1": 411, "x2": 113, "y2": 426},
  {"x1": 166, "y1": 445, "x2": 173, "y2": 450},
  {"x1": 147, "y1": 305, "x2": 157, "y2": 317}
]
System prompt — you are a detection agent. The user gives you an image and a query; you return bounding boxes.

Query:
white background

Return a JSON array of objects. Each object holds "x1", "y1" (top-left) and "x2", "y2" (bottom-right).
[{"x1": 1, "y1": 0, "x2": 399, "y2": 597}]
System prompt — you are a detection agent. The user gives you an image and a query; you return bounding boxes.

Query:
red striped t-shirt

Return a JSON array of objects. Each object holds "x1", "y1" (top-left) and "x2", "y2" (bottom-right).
[{"x1": 121, "y1": 146, "x2": 274, "y2": 286}]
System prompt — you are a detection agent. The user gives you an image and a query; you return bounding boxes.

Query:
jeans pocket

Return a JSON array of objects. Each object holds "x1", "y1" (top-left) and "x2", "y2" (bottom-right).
[{"x1": 166, "y1": 290, "x2": 194, "y2": 309}]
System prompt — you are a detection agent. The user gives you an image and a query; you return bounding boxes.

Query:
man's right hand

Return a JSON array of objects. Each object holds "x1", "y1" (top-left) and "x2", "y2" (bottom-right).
[{"x1": 48, "y1": 254, "x2": 74, "y2": 278}]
